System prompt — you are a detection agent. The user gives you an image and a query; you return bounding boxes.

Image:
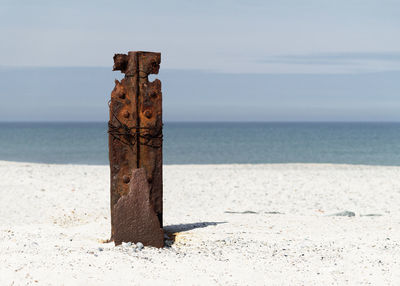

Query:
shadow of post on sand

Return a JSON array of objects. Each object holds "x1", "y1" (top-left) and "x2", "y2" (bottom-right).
[{"x1": 163, "y1": 221, "x2": 226, "y2": 245}]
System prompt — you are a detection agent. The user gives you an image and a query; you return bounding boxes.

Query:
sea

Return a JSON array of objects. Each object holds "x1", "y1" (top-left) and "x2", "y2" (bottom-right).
[{"x1": 1, "y1": 122, "x2": 400, "y2": 166}]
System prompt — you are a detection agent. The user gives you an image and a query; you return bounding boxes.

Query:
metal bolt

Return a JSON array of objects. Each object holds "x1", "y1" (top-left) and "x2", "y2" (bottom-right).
[
  {"x1": 144, "y1": 110, "x2": 152, "y2": 118},
  {"x1": 122, "y1": 175, "x2": 130, "y2": 184}
]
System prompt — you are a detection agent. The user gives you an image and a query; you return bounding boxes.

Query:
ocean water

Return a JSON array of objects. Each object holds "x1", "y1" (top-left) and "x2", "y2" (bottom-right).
[{"x1": 0, "y1": 122, "x2": 400, "y2": 165}]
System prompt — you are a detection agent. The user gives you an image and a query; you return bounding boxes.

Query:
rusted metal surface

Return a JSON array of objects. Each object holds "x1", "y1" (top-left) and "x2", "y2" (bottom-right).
[
  {"x1": 112, "y1": 168, "x2": 164, "y2": 247},
  {"x1": 108, "y1": 51, "x2": 163, "y2": 247}
]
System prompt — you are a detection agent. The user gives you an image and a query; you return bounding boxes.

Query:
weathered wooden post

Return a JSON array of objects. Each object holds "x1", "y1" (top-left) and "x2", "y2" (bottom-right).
[{"x1": 108, "y1": 51, "x2": 163, "y2": 247}]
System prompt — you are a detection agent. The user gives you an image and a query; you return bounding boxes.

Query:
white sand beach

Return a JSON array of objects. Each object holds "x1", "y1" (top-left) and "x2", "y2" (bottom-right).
[{"x1": 1, "y1": 160, "x2": 400, "y2": 285}]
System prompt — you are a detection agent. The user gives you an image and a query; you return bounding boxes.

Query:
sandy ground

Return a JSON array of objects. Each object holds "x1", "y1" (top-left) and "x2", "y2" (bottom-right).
[{"x1": 1, "y1": 161, "x2": 400, "y2": 285}]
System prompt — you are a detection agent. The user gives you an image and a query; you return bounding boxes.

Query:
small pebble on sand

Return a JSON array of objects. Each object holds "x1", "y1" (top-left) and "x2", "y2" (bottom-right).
[{"x1": 329, "y1": 211, "x2": 356, "y2": 217}]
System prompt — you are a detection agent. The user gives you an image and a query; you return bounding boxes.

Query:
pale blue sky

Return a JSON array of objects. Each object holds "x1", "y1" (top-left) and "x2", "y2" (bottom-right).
[
  {"x1": 0, "y1": 0, "x2": 399, "y2": 121},
  {"x1": 1, "y1": 0, "x2": 399, "y2": 73}
]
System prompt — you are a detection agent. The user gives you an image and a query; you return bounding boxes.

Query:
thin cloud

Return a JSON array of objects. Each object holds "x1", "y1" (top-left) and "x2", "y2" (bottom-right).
[{"x1": 261, "y1": 52, "x2": 400, "y2": 65}]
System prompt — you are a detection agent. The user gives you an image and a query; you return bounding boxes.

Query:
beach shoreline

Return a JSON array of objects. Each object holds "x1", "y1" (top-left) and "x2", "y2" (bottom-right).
[{"x1": 1, "y1": 160, "x2": 399, "y2": 285}]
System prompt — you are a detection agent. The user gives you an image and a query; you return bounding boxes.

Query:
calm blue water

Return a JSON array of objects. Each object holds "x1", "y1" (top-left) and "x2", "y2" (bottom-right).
[{"x1": 1, "y1": 122, "x2": 400, "y2": 165}]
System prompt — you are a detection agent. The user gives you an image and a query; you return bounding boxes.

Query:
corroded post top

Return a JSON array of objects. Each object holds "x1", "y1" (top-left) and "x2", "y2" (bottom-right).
[{"x1": 113, "y1": 51, "x2": 161, "y2": 75}]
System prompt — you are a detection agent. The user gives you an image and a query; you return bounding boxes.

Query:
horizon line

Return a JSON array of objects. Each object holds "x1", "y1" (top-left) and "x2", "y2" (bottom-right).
[
  {"x1": 2, "y1": 120, "x2": 400, "y2": 124},
  {"x1": 1, "y1": 65, "x2": 400, "y2": 76}
]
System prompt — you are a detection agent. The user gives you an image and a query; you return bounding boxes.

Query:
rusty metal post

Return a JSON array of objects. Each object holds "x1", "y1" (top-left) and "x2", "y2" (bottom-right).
[{"x1": 108, "y1": 51, "x2": 163, "y2": 247}]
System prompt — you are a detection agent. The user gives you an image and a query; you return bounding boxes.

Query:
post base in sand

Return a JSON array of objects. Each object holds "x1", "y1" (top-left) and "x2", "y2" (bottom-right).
[{"x1": 112, "y1": 169, "x2": 164, "y2": 248}]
